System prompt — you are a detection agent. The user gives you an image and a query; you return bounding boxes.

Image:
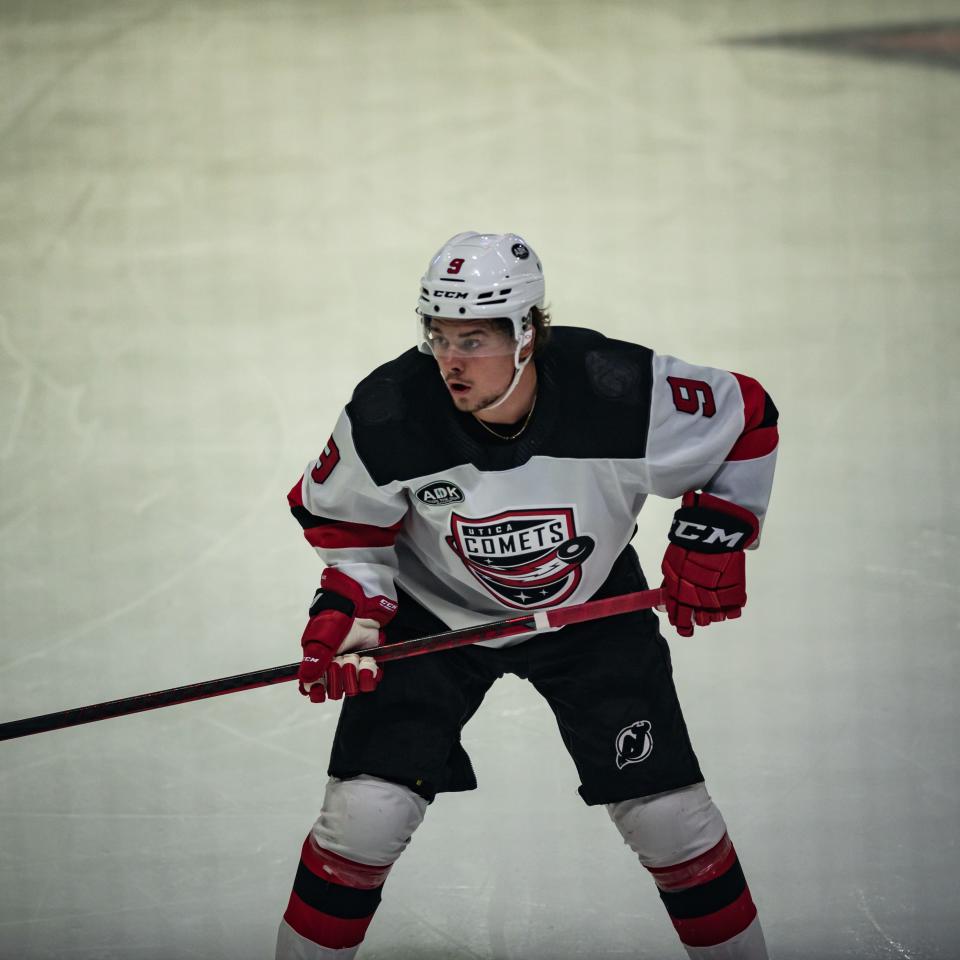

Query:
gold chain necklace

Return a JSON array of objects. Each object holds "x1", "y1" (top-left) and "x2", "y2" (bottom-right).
[{"x1": 473, "y1": 392, "x2": 537, "y2": 441}]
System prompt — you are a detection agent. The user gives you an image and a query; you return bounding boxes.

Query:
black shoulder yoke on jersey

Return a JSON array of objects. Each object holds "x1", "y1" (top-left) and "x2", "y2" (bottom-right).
[{"x1": 346, "y1": 327, "x2": 654, "y2": 486}]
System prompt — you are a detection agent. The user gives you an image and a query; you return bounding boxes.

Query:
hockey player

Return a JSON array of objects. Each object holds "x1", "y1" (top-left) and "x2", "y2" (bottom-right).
[{"x1": 278, "y1": 232, "x2": 779, "y2": 959}]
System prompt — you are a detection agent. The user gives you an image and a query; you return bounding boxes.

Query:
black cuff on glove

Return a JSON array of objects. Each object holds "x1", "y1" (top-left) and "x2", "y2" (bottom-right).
[
  {"x1": 668, "y1": 505, "x2": 755, "y2": 554},
  {"x1": 308, "y1": 588, "x2": 355, "y2": 619}
]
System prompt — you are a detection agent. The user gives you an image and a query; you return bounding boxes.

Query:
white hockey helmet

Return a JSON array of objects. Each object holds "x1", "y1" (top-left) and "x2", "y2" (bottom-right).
[{"x1": 416, "y1": 231, "x2": 545, "y2": 354}]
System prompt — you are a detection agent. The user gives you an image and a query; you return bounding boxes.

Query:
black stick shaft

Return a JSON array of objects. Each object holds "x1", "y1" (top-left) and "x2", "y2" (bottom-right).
[
  {"x1": 0, "y1": 614, "x2": 535, "y2": 742},
  {"x1": 0, "y1": 589, "x2": 661, "y2": 742},
  {"x1": 0, "y1": 662, "x2": 301, "y2": 742}
]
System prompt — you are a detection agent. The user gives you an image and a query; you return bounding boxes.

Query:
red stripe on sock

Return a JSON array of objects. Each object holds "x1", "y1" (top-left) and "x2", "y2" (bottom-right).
[
  {"x1": 647, "y1": 833, "x2": 737, "y2": 892},
  {"x1": 670, "y1": 887, "x2": 757, "y2": 948},
  {"x1": 283, "y1": 890, "x2": 374, "y2": 949},
  {"x1": 300, "y1": 836, "x2": 391, "y2": 890}
]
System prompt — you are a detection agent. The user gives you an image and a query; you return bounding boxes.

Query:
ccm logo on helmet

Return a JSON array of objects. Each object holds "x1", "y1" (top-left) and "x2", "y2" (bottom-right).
[{"x1": 432, "y1": 290, "x2": 469, "y2": 299}]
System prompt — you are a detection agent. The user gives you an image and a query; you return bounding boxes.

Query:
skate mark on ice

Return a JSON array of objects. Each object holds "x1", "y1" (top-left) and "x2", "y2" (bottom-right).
[
  {"x1": 854, "y1": 888, "x2": 916, "y2": 959},
  {"x1": 0, "y1": 365, "x2": 288, "y2": 676}
]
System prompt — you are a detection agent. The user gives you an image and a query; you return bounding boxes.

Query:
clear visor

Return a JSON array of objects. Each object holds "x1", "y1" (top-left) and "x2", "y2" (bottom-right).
[{"x1": 419, "y1": 315, "x2": 522, "y2": 359}]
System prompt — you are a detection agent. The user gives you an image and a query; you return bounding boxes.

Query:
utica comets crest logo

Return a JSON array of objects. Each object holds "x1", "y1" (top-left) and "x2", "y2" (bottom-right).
[
  {"x1": 446, "y1": 508, "x2": 595, "y2": 609},
  {"x1": 615, "y1": 720, "x2": 653, "y2": 770}
]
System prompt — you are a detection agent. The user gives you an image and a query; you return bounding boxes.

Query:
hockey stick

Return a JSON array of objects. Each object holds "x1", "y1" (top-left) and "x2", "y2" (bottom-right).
[{"x1": 0, "y1": 588, "x2": 663, "y2": 742}]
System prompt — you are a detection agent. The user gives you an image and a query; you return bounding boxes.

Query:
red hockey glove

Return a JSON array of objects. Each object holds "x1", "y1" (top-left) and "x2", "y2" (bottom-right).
[
  {"x1": 660, "y1": 492, "x2": 759, "y2": 638},
  {"x1": 297, "y1": 571, "x2": 397, "y2": 703}
]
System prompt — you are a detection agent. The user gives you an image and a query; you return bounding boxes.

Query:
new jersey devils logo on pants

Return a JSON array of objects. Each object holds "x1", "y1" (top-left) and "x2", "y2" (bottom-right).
[
  {"x1": 615, "y1": 720, "x2": 654, "y2": 770},
  {"x1": 446, "y1": 508, "x2": 595, "y2": 609}
]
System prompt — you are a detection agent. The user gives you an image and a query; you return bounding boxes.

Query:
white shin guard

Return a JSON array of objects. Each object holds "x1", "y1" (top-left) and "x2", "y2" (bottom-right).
[
  {"x1": 606, "y1": 782, "x2": 727, "y2": 867},
  {"x1": 311, "y1": 774, "x2": 429, "y2": 867}
]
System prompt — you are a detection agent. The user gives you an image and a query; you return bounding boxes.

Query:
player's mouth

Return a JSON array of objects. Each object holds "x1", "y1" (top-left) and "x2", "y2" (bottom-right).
[{"x1": 446, "y1": 380, "x2": 471, "y2": 395}]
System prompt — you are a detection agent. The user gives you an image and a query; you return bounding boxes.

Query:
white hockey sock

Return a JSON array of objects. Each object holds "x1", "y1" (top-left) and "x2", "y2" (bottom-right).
[{"x1": 276, "y1": 919, "x2": 360, "y2": 960}]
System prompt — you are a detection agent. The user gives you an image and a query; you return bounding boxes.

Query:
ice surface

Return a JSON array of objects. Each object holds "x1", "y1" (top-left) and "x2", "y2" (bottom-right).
[{"x1": 1, "y1": 1, "x2": 958, "y2": 958}]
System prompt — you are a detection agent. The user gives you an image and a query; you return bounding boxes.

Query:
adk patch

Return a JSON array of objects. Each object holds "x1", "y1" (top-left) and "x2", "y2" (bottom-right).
[{"x1": 415, "y1": 480, "x2": 465, "y2": 506}]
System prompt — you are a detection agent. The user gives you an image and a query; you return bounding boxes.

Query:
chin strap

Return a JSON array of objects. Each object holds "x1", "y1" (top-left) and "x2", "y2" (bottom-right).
[{"x1": 477, "y1": 326, "x2": 534, "y2": 412}]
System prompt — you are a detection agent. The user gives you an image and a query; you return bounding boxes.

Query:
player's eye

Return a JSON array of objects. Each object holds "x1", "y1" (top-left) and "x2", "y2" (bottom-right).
[{"x1": 461, "y1": 338, "x2": 482, "y2": 352}]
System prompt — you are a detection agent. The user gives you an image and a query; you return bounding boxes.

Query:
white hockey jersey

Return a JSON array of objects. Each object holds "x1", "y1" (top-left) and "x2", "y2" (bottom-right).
[{"x1": 288, "y1": 327, "x2": 778, "y2": 643}]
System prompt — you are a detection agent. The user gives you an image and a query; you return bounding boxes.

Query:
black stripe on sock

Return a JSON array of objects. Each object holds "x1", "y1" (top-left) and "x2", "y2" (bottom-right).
[
  {"x1": 658, "y1": 858, "x2": 747, "y2": 920},
  {"x1": 293, "y1": 861, "x2": 383, "y2": 919}
]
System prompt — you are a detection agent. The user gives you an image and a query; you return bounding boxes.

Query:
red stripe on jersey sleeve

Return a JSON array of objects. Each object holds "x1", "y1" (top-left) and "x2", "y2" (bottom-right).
[
  {"x1": 726, "y1": 372, "x2": 778, "y2": 462},
  {"x1": 287, "y1": 476, "x2": 305, "y2": 510},
  {"x1": 304, "y1": 519, "x2": 403, "y2": 549},
  {"x1": 730, "y1": 372, "x2": 766, "y2": 431},
  {"x1": 725, "y1": 425, "x2": 778, "y2": 461}
]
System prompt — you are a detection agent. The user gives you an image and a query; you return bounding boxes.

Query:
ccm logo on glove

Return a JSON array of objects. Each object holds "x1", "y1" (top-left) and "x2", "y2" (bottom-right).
[{"x1": 668, "y1": 505, "x2": 756, "y2": 553}]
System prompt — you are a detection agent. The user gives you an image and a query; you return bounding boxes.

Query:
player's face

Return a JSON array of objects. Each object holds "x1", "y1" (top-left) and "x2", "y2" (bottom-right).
[{"x1": 426, "y1": 318, "x2": 519, "y2": 413}]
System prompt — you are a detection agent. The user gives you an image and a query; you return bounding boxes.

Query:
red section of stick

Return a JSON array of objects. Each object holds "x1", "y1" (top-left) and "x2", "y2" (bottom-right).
[
  {"x1": 0, "y1": 589, "x2": 663, "y2": 742},
  {"x1": 365, "y1": 588, "x2": 664, "y2": 663},
  {"x1": 365, "y1": 614, "x2": 535, "y2": 663},
  {"x1": 545, "y1": 588, "x2": 663, "y2": 629}
]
